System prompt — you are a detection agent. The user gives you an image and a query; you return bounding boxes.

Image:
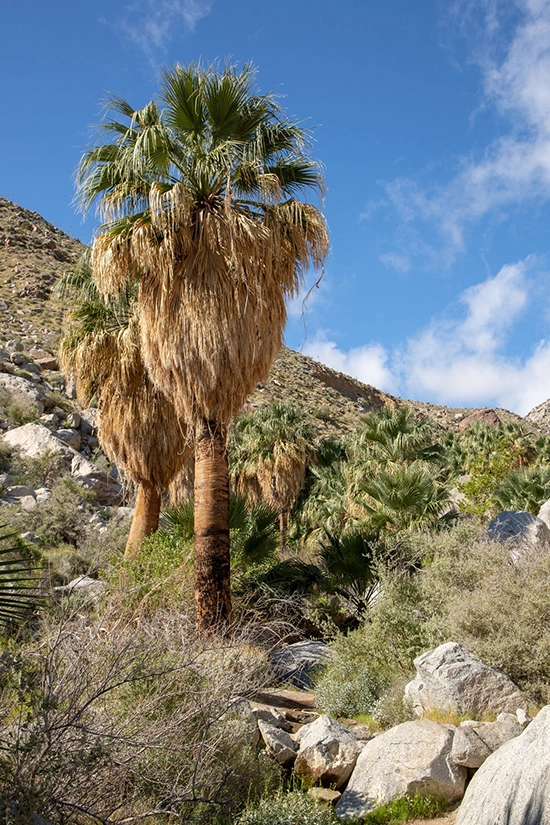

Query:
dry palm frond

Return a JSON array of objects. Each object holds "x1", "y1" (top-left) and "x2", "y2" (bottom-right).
[
  {"x1": 76, "y1": 63, "x2": 329, "y2": 428},
  {"x1": 60, "y1": 253, "x2": 192, "y2": 489}
]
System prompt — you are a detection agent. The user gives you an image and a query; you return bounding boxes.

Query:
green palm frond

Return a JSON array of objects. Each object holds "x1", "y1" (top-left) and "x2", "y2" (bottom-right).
[{"x1": 0, "y1": 526, "x2": 40, "y2": 626}]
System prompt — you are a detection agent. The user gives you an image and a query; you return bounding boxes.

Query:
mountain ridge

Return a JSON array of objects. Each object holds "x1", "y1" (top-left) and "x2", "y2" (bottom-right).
[{"x1": 0, "y1": 196, "x2": 541, "y2": 436}]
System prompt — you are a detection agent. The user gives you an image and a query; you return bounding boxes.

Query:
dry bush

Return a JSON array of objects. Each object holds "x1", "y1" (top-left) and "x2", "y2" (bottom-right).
[
  {"x1": 0, "y1": 601, "x2": 280, "y2": 824},
  {"x1": 322, "y1": 519, "x2": 550, "y2": 711}
]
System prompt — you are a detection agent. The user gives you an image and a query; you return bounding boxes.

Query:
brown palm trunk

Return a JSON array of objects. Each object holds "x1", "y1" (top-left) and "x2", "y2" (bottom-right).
[
  {"x1": 124, "y1": 482, "x2": 162, "y2": 559},
  {"x1": 194, "y1": 419, "x2": 232, "y2": 633}
]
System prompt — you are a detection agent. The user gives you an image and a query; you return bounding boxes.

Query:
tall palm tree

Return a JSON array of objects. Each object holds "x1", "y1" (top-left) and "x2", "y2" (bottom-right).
[
  {"x1": 75, "y1": 63, "x2": 329, "y2": 631},
  {"x1": 59, "y1": 253, "x2": 191, "y2": 558},
  {"x1": 230, "y1": 402, "x2": 315, "y2": 551}
]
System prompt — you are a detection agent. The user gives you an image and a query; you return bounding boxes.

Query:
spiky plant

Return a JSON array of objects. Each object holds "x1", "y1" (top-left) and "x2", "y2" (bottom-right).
[
  {"x1": 231, "y1": 402, "x2": 315, "y2": 551},
  {"x1": 493, "y1": 466, "x2": 550, "y2": 514},
  {"x1": 59, "y1": 252, "x2": 192, "y2": 557},
  {"x1": 0, "y1": 526, "x2": 39, "y2": 626},
  {"x1": 352, "y1": 405, "x2": 436, "y2": 465},
  {"x1": 359, "y1": 461, "x2": 452, "y2": 533},
  {"x1": 76, "y1": 62, "x2": 329, "y2": 631}
]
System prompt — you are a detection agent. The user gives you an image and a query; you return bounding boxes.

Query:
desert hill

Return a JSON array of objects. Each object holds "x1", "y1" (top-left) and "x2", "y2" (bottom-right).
[{"x1": 0, "y1": 197, "x2": 537, "y2": 436}]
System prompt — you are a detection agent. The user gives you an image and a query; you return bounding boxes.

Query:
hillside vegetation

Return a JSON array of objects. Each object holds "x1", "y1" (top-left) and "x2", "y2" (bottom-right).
[{"x1": 1, "y1": 197, "x2": 550, "y2": 824}]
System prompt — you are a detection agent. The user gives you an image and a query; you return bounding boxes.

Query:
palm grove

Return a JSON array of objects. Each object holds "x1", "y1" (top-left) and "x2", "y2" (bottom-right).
[{"x1": 67, "y1": 62, "x2": 328, "y2": 632}]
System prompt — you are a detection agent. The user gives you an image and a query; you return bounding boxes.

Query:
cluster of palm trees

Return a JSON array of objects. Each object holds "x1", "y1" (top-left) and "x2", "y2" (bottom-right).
[
  {"x1": 62, "y1": 62, "x2": 550, "y2": 634},
  {"x1": 63, "y1": 62, "x2": 328, "y2": 632}
]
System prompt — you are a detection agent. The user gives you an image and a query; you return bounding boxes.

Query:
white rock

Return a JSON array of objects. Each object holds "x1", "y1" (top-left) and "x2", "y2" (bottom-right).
[
  {"x1": 0, "y1": 374, "x2": 45, "y2": 414},
  {"x1": 257, "y1": 719, "x2": 297, "y2": 765},
  {"x1": 3, "y1": 424, "x2": 121, "y2": 505},
  {"x1": 294, "y1": 714, "x2": 361, "y2": 789},
  {"x1": 55, "y1": 428, "x2": 81, "y2": 451},
  {"x1": 487, "y1": 511, "x2": 550, "y2": 561},
  {"x1": 19, "y1": 495, "x2": 37, "y2": 511},
  {"x1": 455, "y1": 705, "x2": 550, "y2": 825},
  {"x1": 336, "y1": 720, "x2": 466, "y2": 820},
  {"x1": 451, "y1": 715, "x2": 523, "y2": 768},
  {"x1": 405, "y1": 642, "x2": 528, "y2": 718},
  {"x1": 78, "y1": 407, "x2": 99, "y2": 435}
]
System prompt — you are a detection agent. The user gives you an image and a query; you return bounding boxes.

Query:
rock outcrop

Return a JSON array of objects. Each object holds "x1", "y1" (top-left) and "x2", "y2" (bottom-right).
[
  {"x1": 336, "y1": 720, "x2": 466, "y2": 820},
  {"x1": 405, "y1": 642, "x2": 528, "y2": 718},
  {"x1": 455, "y1": 705, "x2": 550, "y2": 825}
]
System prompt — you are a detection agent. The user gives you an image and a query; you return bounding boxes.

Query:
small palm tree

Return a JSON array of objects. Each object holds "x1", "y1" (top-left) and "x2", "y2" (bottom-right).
[
  {"x1": 353, "y1": 405, "x2": 436, "y2": 465},
  {"x1": 59, "y1": 253, "x2": 192, "y2": 557},
  {"x1": 76, "y1": 62, "x2": 328, "y2": 631},
  {"x1": 359, "y1": 461, "x2": 452, "y2": 533},
  {"x1": 493, "y1": 466, "x2": 550, "y2": 514},
  {"x1": 231, "y1": 402, "x2": 315, "y2": 551}
]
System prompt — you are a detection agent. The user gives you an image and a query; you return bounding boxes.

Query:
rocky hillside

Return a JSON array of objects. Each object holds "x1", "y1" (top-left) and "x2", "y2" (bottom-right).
[
  {"x1": 0, "y1": 197, "x2": 541, "y2": 437},
  {"x1": 0, "y1": 197, "x2": 85, "y2": 350}
]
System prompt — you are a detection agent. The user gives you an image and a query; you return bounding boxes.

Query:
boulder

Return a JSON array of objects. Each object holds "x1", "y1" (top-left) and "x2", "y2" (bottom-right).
[
  {"x1": 451, "y1": 714, "x2": 524, "y2": 768},
  {"x1": 405, "y1": 642, "x2": 528, "y2": 718},
  {"x1": 538, "y1": 498, "x2": 550, "y2": 530},
  {"x1": 458, "y1": 409, "x2": 501, "y2": 431},
  {"x1": 336, "y1": 720, "x2": 466, "y2": 820},
  {"x1": 487, "y1": 511, "x2": 550, "y2": 559},
  {"x1": 294, "y1": 714, "x2": 361, "y2": 789},
  {"x1": 66, "y1": 412, "x2": 81, "y2": 429},
  {"x1": 270, "y1": 640, "x2": 332, "y2": 688},
  {"x1": 0, "y1": 374, "x2": 45, "y2": 414},
  {"x1": 56, "y1": 428, "x2": 81, "y2": 451},
  {"x1": 5, "y1": 485, "x2": 35, "y2": 499},
  {"x1": 3, "y1": 424, "x2": 122, "y2": 505},
  {"x1": 455, "y1": 705, "x2": 550, "y2": 825},
  {"x1": 70, "y1": 454, "x2": 122, "y2": 505},
  {"x1": 257, "y1": 719, "x2": 297, "y2": 766},
  {"x1": 78, "y1": 407, "x2": 99, "y2": 435},
  {"x1": 307, "y1": 788, "x2": 341, "y2": 805}
]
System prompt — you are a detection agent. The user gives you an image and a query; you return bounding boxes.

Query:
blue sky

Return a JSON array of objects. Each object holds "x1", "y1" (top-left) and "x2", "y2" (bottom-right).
[{"x1": 3, "y1": 0, "x2": 550, "y2": 414}]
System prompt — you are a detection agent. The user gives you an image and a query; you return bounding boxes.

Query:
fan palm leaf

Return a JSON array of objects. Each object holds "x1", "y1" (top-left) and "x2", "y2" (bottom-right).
[{"x1": 76, "y1": 62, "x2": 328, "y2": 631}]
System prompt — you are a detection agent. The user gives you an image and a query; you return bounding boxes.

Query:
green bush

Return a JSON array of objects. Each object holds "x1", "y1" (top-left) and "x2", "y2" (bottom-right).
[
  {"x1": 236, "y1": 791, "x2": 338, "y2": 825},
  {"x1": 314, "y1": 633, "x2": 390, "y2": 718},
  {"x1": 341, "y1": 519, "x2": 550, "y2": 704},
  {"x1": 363, "y1": 792, "x2": 448, "y2": 824},
  {"x1": 23, "y1": 475, "x2": 95, "y2": 548}
]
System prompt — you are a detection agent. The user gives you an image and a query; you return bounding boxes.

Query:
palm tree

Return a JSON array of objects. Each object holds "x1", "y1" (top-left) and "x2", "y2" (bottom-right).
[
  {"x1": 353, "y1": 405, "x2": 436, "y2": 465},
  {"x1": 230, "y1": 402, "x2": 315, "y2": 551},
  {"x1": 59, "y1": 253, "x2": 192, "y2": 558},
  {"x1": 75, "y1": 63, "x2": 329, "y2": 631}
]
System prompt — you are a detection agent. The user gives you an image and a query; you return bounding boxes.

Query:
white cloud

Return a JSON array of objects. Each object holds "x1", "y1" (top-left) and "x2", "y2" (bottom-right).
[
  {"x1": 302, "y1": 336, "x2": 399, "y2": 394},
  {"x1": 111, "y1": 0, "x2": 213, "y2": 60},
  {"x1": 303, "y1": 258, "x2": 550, "y2": 415},
  {"x1": 379, "y1": 0, "x2": 550, "y2": 267}
]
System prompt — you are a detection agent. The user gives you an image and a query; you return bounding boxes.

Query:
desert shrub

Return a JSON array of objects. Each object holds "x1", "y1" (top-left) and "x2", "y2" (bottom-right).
[
  {"x1": 236, "y1": 791, "x2": 338, "y2": 825},
  {"x1": 314, "y1": 631, "x2": 391, "y2": 718},
  {"x1": 362, "y1": 792, "x2": 448, "y2": 824},
  {"x1": 22, "y1": 475, "x2": 95, "y2": 548},
  {"x1": 371, "y1": 677, "x2": 415, "y2": 729},
  {"x1": 0, "y1": 440, "x2": 12, "y2": 474},
  {"x1": 344, "y1": 519, "x2": 550, "y2": 704},
  {"x1": 0, "y1": 604, "x2": 280, "y2": 825},
  {"x1": 10, "y1": 448, "x2": 67, "y2": 488}
]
